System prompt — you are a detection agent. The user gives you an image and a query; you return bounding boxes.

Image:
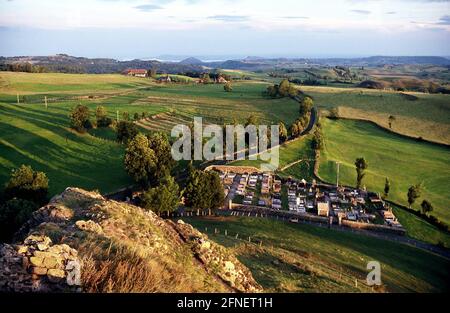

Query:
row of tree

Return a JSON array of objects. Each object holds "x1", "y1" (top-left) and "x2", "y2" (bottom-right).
[
  {"x1": 266, "y1": 79, "x2": 298, "y2": 98},
  {"x1": 1, "y1": 62, "x2": 48, "y2": 73},
  {"x1": 69, "y1": 104, "x2": 152, "y2": 144}
]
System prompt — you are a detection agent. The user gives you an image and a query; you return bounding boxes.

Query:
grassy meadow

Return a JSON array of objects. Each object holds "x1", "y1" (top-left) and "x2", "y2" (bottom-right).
[
  {"x1": 0, "y1": 72, "x2": 161, "y2": 196},
  {"x1": 0, "y1": 72, "x2": 299, "y2": 195},
  {"x1": 300, "y1": 85, "x2": 450, "y2": 144},
  {"x1": 184, "y1": 216, "x2": 450, "y2": 293},
  {"x1": 318, "y1": 118, "x2": 450, "y2": 225}
]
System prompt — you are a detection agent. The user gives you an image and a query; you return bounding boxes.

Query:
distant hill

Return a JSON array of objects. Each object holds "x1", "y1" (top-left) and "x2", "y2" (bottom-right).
[
  {"x1": 1, "y1": 54, "x2": 449, "y2": 74},
  {"x1": 0, "y1": 54, "x2": 204, "y2": 74},
  {"x1": 179, "y1": 57, "x2": 204, "y2": 65}
]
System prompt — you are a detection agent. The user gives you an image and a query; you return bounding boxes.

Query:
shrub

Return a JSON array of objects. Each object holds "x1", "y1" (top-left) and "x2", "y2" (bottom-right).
[
  {"x1": 329, "y1": 108, "x2": 339, "y2": 119},
  {"x1": 0, "y1": 198, "x2": 39, "y2": 242},
  {"x1": 4, "y1": 165, "x2": 49, "y2": 205},
  {"x1": 224, "y1": 82, "x2": 233, "y2": 92},
  {"x1": 116, "y1": 121, "x2": 139, "y2": 144},
  {"x1": 69, "y1": 104, "x2": 90, "y2": 133}
]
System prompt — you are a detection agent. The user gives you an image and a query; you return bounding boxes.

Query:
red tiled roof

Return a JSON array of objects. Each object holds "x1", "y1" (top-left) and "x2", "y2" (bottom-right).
[{"x1": 124, "y1": 69, "x2": 147, "y2": 74}]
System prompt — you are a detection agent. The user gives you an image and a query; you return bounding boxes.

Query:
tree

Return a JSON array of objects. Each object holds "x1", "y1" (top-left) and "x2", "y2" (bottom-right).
[
  {"x1": 384, "y1": 178, "x2": 390, "y2": 198},
  {"x1": 299, "y1": 97, "x2": 314, "y2": 117},
  {"x1": 329, "y1": 108, "x2": 339, "y2": 119},
  {"x1": 407, "y1": 184, "x2": 422, "y2": 208},
  {"x1": 133, "y1": 112, "x2": 140, "y2": 121},
  {"x1": 116, "y1": 121, "x2": 138, "y2": 144},
  {"x1": 122, "y1": 111, "x2": 130, "y2": 121},
  {"x1": 278, "y1": 79, "x2": 291, "y2": 97},
  {"x1": 224, "y1": 82, "x2": 232, "y2": 92},
  {"x1": 0, "y1": 198, "x2": 39, "y2": 242},
  {"x1": 147, "y1": 68, "x2": 157, "y2": 78},
  {"x1": 311, "y1": 128, "x2": 323, "y2": 150},
  {"x1": 420, "y1": 200, "x2": 433, "y2": 215},
  {"x1": 266, "y1": 85, "x2": 278, "y2": 98},
  {"x1": 279, "y1": 122, "x2": 288, "y2": 142},
  {"x1": 95, "y1": 105, "x2": 107, "y2": 122},
  {"x1": 124, "y1": 133, "x2": 157, "y2": 186},
  {"x1": 140, "y1": 175, "x2": 180, "y2": 215},
  {"x1": 388, "y1": 115, "x2": 396, "y2": 129},
  {"x1": 202, "y1": 73, "x2": 211, "y2": 84},
  {"x1": 96, "y1": 105, "x2": 112, "y2": 127},
  {"x1": 69, "y1": 104, "x2": 90, "y2": 132},
  {"x1": 184, "y1": 169, "x2": 224, "y2": 210},
  {"x1": 147, "y1": 132, "x2": 176, "y2": 184},
  {"x1": 245, "y1": 114, "x2": 259, "y2": 127},
  {"x1": 290, "y1": 123, "x2": 300, "y2": 138},
  {"x1": 355, "y1": 157, "x2": 368, "y2": 189},
  {"x1": 4, "y1": 165, "x2": 49, "y2": 206},
  {"x1": 205, "y1": 171, "x2": 225, "y2": 210},
  {"x1": 141, "y1": 111, "x2": 147, "y2": 119}
]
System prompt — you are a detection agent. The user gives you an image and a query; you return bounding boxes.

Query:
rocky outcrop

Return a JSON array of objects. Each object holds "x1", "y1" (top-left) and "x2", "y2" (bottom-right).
[
  {"x1": 0, "y1": 187, "x2": 262, "y2": 293},
  {"x1": 170, "y1": 219, "x2": 263, "y2": 293},
  {"x1": 0, "y1": 234, "x2": 81, "y2": 292}
]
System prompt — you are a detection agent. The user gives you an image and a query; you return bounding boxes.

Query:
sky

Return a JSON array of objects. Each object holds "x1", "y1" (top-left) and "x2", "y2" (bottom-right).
[{"x1": 0, "y1": 0, "x2": 449, "y2": 59}]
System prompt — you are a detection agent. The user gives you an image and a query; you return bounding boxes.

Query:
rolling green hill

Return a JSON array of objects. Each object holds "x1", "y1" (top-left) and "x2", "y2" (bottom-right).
[
  {"x1": 0, "y1": 72, "x2": 299, "y2": 195},
  {"x1": 301, "y1": 86, "x2": 450, "y2": 144},
  {"x1": 318, "y1": 118, "x2": 450, "y2": 225}
]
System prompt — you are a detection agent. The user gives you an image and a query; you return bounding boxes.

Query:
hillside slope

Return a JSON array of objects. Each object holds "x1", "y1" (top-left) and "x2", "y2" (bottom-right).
[{"x1": 0, "y1": 188, "x2": 261, "y2": 292}]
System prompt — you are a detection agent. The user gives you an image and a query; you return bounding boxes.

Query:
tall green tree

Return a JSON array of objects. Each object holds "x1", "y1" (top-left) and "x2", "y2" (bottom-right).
[
  {"x1": 69, "y1": 104, "x2": 91, "y2": 132},
  {"x1": 4, "y1": 165, "x2": 49, "y2": 206},
  {"x1": 311, "y1": 128, "x2": 323, "y2": 150},
  {"x1": 388, "y1": 115, "x2": 396, "y2": 129},
  {"x1": 290, "y1": 123, "x2": 300, "y2": 138},
  {"x1": 95, "y1": 105, "x2": 112, "y2": 127},
  {"x1": 407, "y1": 183, "x2": 422, "y2": 208},
  {"x1": 116, "y1": 121, "x2": 139, "y2": 144},
  {"x1": 140, "y1": 175, "x2": 180, "y2": 215},
  {"x1": 147, "y1": 132, "x2": 176, "y2": 183},
  {"x1": 124, "y1": 133, "x2": 157, "y2": 186},
  {"x1": 299, "y1": 97, "x2": 314, "y2": 117},
  {"x1": 184, "y1": 169, "x2": 224, "y2": 210},
  {"x1": 278, "y1": 79, "x2": 291, "y2": 97},
  {"x1": 383, "y1": 177, "x2": 390, "y2": 198},
  {"x1": 420, "y1": 200, "x2": 433, "y2": 216},
  {"x1": 278, "y1": 121, "x2": 288, "y2": 142},
  {"x1": 355, "y1": 157, "x2": 368, "y2": 189}
]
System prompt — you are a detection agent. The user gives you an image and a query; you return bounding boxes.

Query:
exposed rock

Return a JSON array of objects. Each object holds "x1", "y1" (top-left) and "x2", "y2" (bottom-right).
[
  {"x1": 75, "y1": 220, "x2": 103, "y2": 234},
  {"x1": 2, "y1": 187, "x2": 263, "y2": 293},
  {"x1": 0, "y1": 234, "x2": 81, "y2": 292},
  {"x1": 170, "y1": 220, "x2": 263, "y2": 293}
]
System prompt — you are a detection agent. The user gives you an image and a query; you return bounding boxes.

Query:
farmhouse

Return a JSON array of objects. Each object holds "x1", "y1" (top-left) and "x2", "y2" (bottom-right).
[
  {"x1": 216, "y1": 76, "x2": 228, "y2": 84},
  {"x1": 157, "y1": 75, "x2": 172, "y2": 83},
  {"x1": 123, "y1": 69, "x2": 147, "y2": 77}
]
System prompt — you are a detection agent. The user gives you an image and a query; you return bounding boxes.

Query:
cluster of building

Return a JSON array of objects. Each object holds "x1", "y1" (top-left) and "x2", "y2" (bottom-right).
[
  {"x1": 216, "y1": 168, "x2": 402, "y2": 229},
  {"x1": 122, "y1": 69, "x2": 229, "y2": 84}
]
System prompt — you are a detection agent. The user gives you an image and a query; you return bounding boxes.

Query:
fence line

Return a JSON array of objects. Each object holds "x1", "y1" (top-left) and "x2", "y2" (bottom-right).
[{"x1": 201, "y1": 223, "x2": 372, "y2": 291}]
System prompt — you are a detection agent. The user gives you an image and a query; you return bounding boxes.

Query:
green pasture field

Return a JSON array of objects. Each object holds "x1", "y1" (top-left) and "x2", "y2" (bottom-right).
[
  {"x1": 318, "y1": 118, "x2": 450, "y2": 225},
  {"x1": 184, "y1": 216, "x2": 450, "y2": 293},
  {"x1": 300, "y1": 85, "x2": 450, "y2": 144}
]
